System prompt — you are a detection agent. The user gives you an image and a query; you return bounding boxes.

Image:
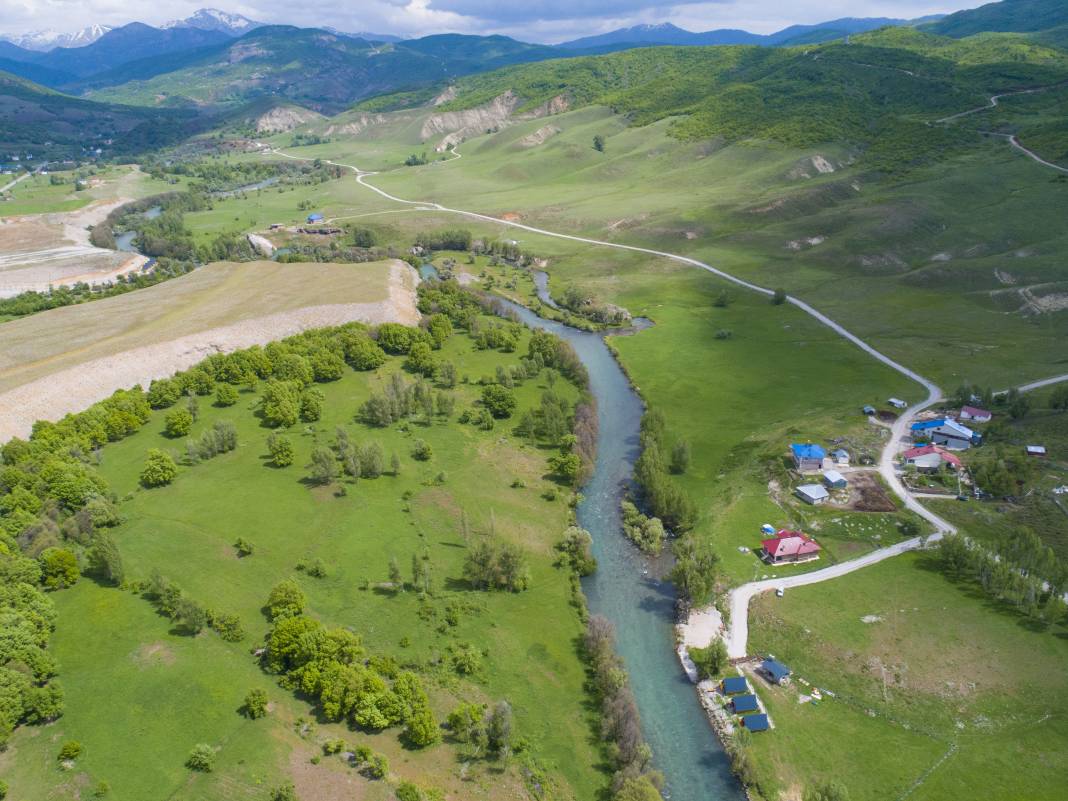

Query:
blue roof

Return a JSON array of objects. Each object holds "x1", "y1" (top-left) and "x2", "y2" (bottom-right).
[
  {"x1": 721, "y1": 676, "x2": 748, "y2": 695},
  {"x1": 742, "y1": 713, "x2": 770, "y2": 732},
  {"x1": 307, "y1": 213, "x2": 324, "y2": 221},
  {"x1": 791, "y1": 443, "x2": 825, "y2": 460},
  {"x1": 911, "y1": 419, "x2": 943, "y2": 431},
  {"x1": 762, "y1": 658, "x2": 791, "y2": 682},
  {"x1": 732, "y1": 694, "x2": 759, "y2": 712}
]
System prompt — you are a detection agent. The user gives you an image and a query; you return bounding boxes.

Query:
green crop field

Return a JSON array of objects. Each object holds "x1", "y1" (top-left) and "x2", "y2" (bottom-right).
[
  {"x1": 746, "y1": 551, "x2": 1068, "y2": 801},
  {"x1": 0, "y1": 320, "x2": 605, "y2": 801}
]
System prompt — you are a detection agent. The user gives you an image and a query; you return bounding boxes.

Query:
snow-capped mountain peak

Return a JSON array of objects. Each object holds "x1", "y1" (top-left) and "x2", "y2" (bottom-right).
[
  {"x1": 0, "y1": 24, "x2": 112, "y2": 52},
  {"x1": 162, "y1": 8, "x2": 264, "y2": 36}
]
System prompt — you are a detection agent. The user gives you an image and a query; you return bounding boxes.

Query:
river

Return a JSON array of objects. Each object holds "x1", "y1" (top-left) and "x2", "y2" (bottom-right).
[
  {"x1": 493, "y1": 295, "x2": 744, "y2": 801},
  {"x1": 115, "y1": 205, "x2": 161, "y2": 253}
]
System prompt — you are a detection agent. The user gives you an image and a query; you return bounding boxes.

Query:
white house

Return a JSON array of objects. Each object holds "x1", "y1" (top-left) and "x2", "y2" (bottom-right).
[
  {"x1": 796, "y1": 484, "x2": 830, "y2": 505},
  {"x1": 822, "y1": 470, "x2": 848, "y2": 489},
  {"x1": 959, "y1": 406, "x2": 992, "y2": 423},
  {"x1": 888, "y1": 398, "x2": 908, "y2": 409},
  {"x1": 1027, "y1": 445, "x2": 1047, "y2": 457}
]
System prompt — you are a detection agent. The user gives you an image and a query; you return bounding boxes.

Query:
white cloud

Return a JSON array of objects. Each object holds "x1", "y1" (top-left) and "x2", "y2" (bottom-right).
[{"x1": 0, "y1": 0, "x2": 985, "y2": 41}]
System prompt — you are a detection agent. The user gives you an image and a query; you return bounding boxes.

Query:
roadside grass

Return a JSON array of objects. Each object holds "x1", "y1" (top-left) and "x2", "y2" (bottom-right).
[
  {"x1": 0, "y1": 259, "x2": 395, "y2": 394},
  {"x1": 0, "y1": 325, "x2": 604, "y2": 801},
  {"x1": 0, "y1": 165, "x2": 168, "y2": 215},
  {"x1": 747, "y1": 551, "x2": 1068, "y2": 801}
]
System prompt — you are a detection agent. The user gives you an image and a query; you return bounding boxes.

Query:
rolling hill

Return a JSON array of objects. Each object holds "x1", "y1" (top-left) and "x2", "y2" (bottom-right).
[{"x1": 926, "y1": 0, "x2": 1068, "y2": 38}]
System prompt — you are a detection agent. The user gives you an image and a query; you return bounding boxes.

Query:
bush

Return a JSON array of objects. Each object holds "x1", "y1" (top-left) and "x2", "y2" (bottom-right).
[
  {"x1": 267, "y1": 433, "x2": 294, "y2": 467},
  {"x1": 235, "y1": 537, "x2": 255, "y2": 556},
  {"x1": 140, "y1": 449, "x2": 177, "y2": 487},
  {"x1": 269, "y1": 782, "x2": 298, "y2": 801},
  {"x1": 266, "y1": 578, "x2": 306, "y2": 620},
  {"x1": 481, "y1": 384, "x2": 517, "y2": 418},
  {"x1": 215, "y1": 383, "x2": 239, "y2": 407},
  {"x1": 39, "y1": 547, "x2": 80, "y2": 589},
  {"x1": 396, "y1": 782, "x2": 422, "y2": 801},
  {"x1": 186, "y1": 743, "x2": 215, "y2": 772},
  {"x1": 244, "y1": 688, "x2": 268, "y2": 719},
  {"x1": 164, "y1": 408, "x2": 193, "y2": 438},
  {"x1": 411, "y1": 439, "x2": 433, "y2": 461},
  {"x1": 58, "y1": 740, "x2": 82, "y2": 761},
  {"x1": 689, "y1": 639, "x2": 729, "y2": 680}
]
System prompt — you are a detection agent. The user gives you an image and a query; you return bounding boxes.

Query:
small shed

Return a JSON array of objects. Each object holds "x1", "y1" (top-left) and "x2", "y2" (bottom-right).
[
  {"x1": 822, "y1": 470, "x2": 847, "y2": 489},
  {"x1": 888, "y1": 398, "x2": 908, "y2": 409},
  {"x1": 306, "y1": 212, "x2": 324, "y2": 223},
  {"x1": 1026, "y1": 445, "x2": 1047, "y2": 457},
  {"x1": 720, "y1": 676, "x2": 749, "y2": 695},
  {"x1": 731, "y1": 694, "x2": 760, "y2": 714},
  {"x1": 795, "y1": 484, "x2": 829, "y2": 505},
  {"x1": 741, "y1": 713, "x2": 770, "y2": 732},
  {"x1": 760, "y1": 658, "x2": 791, "y2": 685},
  {"x1": 830, "y1": 448, "x2": 850, "y2": 466}
]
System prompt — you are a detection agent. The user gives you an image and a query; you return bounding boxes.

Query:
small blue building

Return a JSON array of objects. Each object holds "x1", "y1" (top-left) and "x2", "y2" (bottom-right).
[
  {"x1": 741, "y1": 713, "x2": 770, "y2": 732},
  {"x1": 306, "y1": 212, "x2": 324, "y2": 223},
  {"x1": 760, "y1": 658, "x2": 791, "y2": 685},
  {"x1": 731, "y1": 694, "x2": 760, "y2": 713},
  {"x1": 720, "y1": 676, "x2": 749, "y2": 695},
  {"x1": 791, "y1": 443, "x2": 826, "y2": 472}
]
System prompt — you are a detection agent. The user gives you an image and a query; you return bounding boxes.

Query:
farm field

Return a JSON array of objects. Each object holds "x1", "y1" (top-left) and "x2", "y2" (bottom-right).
[
  {"x1": 0, "y1": 259, "x2": 416, "y2": 441},
  {"x1": 0, "y1": 320, "x2": 604, "y2": 801},
  {"x1": 746, "y1": 551, "x2": 1068, "y2": 801}
]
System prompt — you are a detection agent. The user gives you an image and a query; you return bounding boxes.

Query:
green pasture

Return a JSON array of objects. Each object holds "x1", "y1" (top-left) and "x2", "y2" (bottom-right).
[
  {"x1": 747, "y1": 551, "x2": 1068, "y2": 801},
  {"x1": 1, "y1": 326, "x2": 603, "y2": 801}
]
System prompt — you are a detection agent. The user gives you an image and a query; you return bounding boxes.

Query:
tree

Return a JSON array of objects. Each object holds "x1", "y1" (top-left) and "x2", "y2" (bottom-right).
[
  {"x1": 87, "y1": 532, "x2": 124, "y2": 585},
  {"x1": 614, "y1": 777, "x2": 664, "y2": 801},
  {"x1": 593, "y1": 134, "x2": 606, "y2": 152},
  {"x1": 215, "y1": 383, "x2": 239, "y2": 407},
  {"x1": 174, "y1": 597, "x2": 207, "y2": 634},
  {"x1": 261, "y1": 380, "x2": 302, "y2": 427},
  {"x1": 405, "y1": 701, "x2": 440, "y2": 747},
  {"x1": 269, "y1": 782, "x2": 298, "y2": 801},
  {"x1": 713, "y1": 289, "x2": 732, "y2": 308},
  {"x1": 557, "y1": 526, "x2": 597, "y2": 576},
  {"x1": 772, "y1": 288, "x2": 787, "y2": 305},
  {"x1": 266, "y1": 578, "x2": 306, "y2": 620},
  {"x1": 267, "y1": 433, "x2": 294, "y2": 467},
  {"x1": 306, "y1": 446, "x2": 338, "y2": 486},
  {"x1": 185, "y1": 743, "x2": 215, "y2": 772},
  {"x1": 446, "y1": 702, "x2": 485, "y2": 743},
  {"x1": 1050, "y1": 384, "x2": 1068, "y2": 411},
  {"x1": 244, "y1": 688, "x2": 268, "y2": 719},
  {"x1": 389, "y1": 556, "x2": 403, "y2": 588},
  {"x1": 390, "y1": 452, "x2": 402, "y2": 475},
  {"x1": 688, "y1": 639, "x2": 728, "y2": 680},
  {"x1": 411, "y1": 440, "x2": 433, "y2": 461},
  {"x1": 481, "y1": 384, "x2": 517, "y2": 419},
  {"x1": 405, "y1": 342, "x2": 437, "y2": 376},
  {"x1": 486, "y1": 700, "x2": 513, "y2": 756},
  {"x1": 300, "y1": 388, "x2": 324, "y2": 423},
  {"x1": 669, "y1": 536, "x2": 720, "y2": 604},
  {"x1": 39, "y1": 547, "x2": 80, "y2": 589},
  {"x1": 670, "y1": 440, "x2": 691, "y2": 474},
  {"x1": 141, "y1": 449, "x2": 177, "y2": 487},
  {"x1": 58, "y1": 741, "x2": 82, "y2": 761},
  {"x1": 164, "y1": 408, "x2": 193, "y2": 438}
]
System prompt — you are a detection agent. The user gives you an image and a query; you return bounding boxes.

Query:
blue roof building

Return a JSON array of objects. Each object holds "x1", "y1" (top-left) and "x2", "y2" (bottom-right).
[
  {"x1": 306, "y1": 213, "x2": 324, "y2": 223},
  {"x1": 791, "y1": 443, "x2": 826, "y2": 471},
  {"x1": 732, "y1": 694, "x2": 760, "y2": 713},
  {"x1": 742, "y1": 713, "x2": 770, "y2": 732},
  {"x1": 760, "y1": 658, "x2": 791, "y2": 685},
  {"x1": 721, "y1": 676, "x2": 749, "y2": 695}
]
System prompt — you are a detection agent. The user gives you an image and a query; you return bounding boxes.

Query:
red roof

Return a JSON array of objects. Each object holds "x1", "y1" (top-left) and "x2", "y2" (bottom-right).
[
  {"x1": 761, "y1": 530, "x2": 821, "y2": 558},
  {"x1": 961, "y1": 406, "x2": 991, "y2": 419},
  {"x1": 903, "y1": 444, "x2": 962, "y2": 467}
]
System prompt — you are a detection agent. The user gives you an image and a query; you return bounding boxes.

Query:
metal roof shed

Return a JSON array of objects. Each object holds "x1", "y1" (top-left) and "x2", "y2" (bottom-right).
[
  {"x1": 721, "y1": 676, "x2": 749, "y2": 695},
  {"x1": 761, "y1": 658, "x2": 791, "y2": 684},
  {"x1": 732, "y1": 694, "x2": 760, "y2": 713},
  {"x1": 742, "y1": 713, "x2": 770, "y2": 732}
]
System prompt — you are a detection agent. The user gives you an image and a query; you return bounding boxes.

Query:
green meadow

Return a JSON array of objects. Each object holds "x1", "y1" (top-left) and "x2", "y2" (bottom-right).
[
  {"x1": 1, "y1": 325, "x2": 604, "y2": 801},
  {"x1": 747, "y1": 551, "x2": 1068, "y2": 801}
]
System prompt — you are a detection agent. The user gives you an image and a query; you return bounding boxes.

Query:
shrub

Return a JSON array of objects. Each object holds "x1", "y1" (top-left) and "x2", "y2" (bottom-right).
[
  {"x1": 234, "y1": 537, "x2": 255, "y2": 556},
  {"x1": 244, "y1": 688, "x2": 268, "y2": 719},
  {"x1": 58, "y1": 741, "x2": 82, "y2": 761},
  {"x1": 215, "y1": 383, "x2": 239, "y2": 407},
  {"x1": 164, "y1": 408, "x2": 193, "y2": 438},
  {"x1": 481, "y1": 384, "x2": 517, "y2": 418},
  {"x1": 689, "y1": 639, "x2": 729, "y2": 680},
  {"x1": 270, "y1": 782, "x2": 298, "y2": 801},
  {"x1": 39, "y1": 547, "x2": 80, "y2": 589},
  {"x1": 267, "y1": 433, "x2": 294, "y2": 467},
  {"x1": 186, "y1": 743, "x2": 215, "y2": 772},
  {"x1": 396, "y1": 783, "x2": 423, "y2": 801},
  {"x1": 266, "y1": 578, "x2": 306, "y2": 620},
  {"x1": 411, "y1": 439, "x2": 433, "y2": 461},
  {"x1": 140, "y1": 449, "x2": 177, "y2": 487}
]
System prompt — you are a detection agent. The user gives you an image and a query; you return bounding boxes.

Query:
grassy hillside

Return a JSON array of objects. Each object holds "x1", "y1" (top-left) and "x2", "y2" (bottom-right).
[
  {"x1": 926, "y1": 0, "x2": 1068, "y2": 38},
  {"x1": 0, "y1": 71, "x2": 197, "y2": 158}
]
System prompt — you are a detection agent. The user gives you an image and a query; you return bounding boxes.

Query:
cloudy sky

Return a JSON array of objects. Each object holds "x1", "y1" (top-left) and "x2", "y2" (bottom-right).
[{"x1": 1, "y1": 0, "x2": 986, "y2": 42}]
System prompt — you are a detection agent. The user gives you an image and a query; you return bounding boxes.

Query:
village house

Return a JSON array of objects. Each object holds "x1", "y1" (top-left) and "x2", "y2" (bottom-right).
[
  {"x1": 731, "y1": 694, "x2": 760, "y2": 714},
  {"x1": 720, "y1": 676, "x2": 749, "y2": 695},
  {"x1": 795, "y1": 484, "x2": 829, "y2": 505},
  {"x1": 761, "y1": 529, "x2": 821, "y2": 564},
  {"x1": 759, "y1": 658, "x2": 792, "y2": 686},
  {"x1": 822, "y1": 470, "x2": 847, "y2": 489},
  {"x1": 903, "y1": 444, "x2": 962, "y2": 473},
  {"x1": 1026, "y1": 445, "x2": 1047, "y2": 457},
  {"x1": 741, "y1": 713, "x2": 770, "y2": 732},
  {"x1": 888, "y1": 398, "x2": 908, "y2": 409},
  {"x1": 959, "y1": 406, "x2": 992, "y2": 423},
  {"x1": 910, "y1": 419, "x2": 979, "y2": 451},
  {"x1": 830, "y1": 448, "x2": 850, "y2": 466},
  {"x1": 791, "y1": 443, "x2": 827, "y2": 472}
]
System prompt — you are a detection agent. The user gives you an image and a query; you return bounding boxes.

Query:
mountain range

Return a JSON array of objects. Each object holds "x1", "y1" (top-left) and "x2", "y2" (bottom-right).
[{"x1": 0, "y1": 25, "x2": 112, "y2": 52}]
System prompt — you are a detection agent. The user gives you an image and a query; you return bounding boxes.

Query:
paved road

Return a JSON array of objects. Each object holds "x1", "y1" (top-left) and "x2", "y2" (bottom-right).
[{"x1": 0, "y1": 162, "x2": 47, "y2": 195}]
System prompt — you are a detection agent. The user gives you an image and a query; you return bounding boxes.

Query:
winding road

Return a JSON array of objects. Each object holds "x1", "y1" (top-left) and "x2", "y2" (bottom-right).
[{"x1": 267, "y1": 132, "x2": 1068, "y2": 660}]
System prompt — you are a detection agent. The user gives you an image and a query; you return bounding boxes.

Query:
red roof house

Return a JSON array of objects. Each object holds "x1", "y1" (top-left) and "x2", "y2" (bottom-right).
[
  {"x1": 960, "y1": 406, "x2": 992, "y2": 423},
  {"x1": 903, "y1": 444, "x2": 962, "y2": 472},
  {"x1": 761, "y1": 530, "x2": 821, "y2": 564}
]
